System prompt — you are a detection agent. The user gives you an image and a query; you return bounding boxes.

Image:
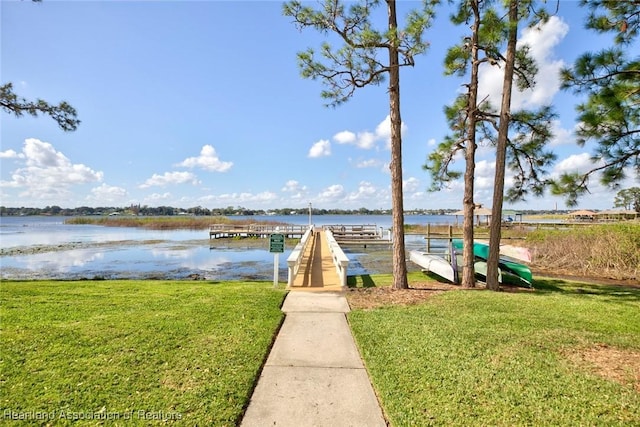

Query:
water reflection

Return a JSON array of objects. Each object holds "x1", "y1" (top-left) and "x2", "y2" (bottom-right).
[
  {"x1": 5, "y1": 248, "x2": 106, "y2": 271},
  {"x1": 0, "y1": 243, "x2": 293, "y2": 281},
  {"x1": 1, "y1": 215, "x2": 457, "y2": 280}
]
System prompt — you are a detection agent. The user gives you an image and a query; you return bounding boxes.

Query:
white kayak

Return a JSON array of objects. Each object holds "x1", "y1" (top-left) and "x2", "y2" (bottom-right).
[{"x1": 409, "y1": 251, "x2": 456, "y2": 283}]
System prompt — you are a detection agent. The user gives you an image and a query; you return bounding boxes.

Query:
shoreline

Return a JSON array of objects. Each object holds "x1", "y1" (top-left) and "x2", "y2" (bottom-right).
[{"x1": 2, "y1": 235, "x2": 637, "y2": 286}]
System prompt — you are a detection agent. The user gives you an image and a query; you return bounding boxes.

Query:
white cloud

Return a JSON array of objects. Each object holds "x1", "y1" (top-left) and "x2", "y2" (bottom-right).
[
  {"x1": 333, "y1": 130, "x2": 356, "y2": 144},
  {"x1": 356, "y1": 131, "x2": 377, "y2": 149},
  {"x1": 176, "y1": 145, "x2": 233, "y2": 172},
  {"x1": 403, "y1": 176, "x2": 420, "y2": 192},
  {"x1": 139, "y1": 171, "x2": 200, "y2": 188},
  {"x1": 0, "y1": 138, "x2": 103, "y2": 199},
  {"x1": 549, "y1": 120, "x2": 575, "y2": 146},
  {"x1": 144, "y1": 192, "x2": 172, "y2": 203},
  {"x1": 547, "y1": 154, "x2": 637, "y2": 209},
  {"x1": 281, "y1": 181, "x2": 308, "y2": 200},
  {"x1": 87, "y1": 184, "x2": 128, "y2": 203},
  {"x1": 205, "y1": 191, "x2": 279, "y2": 205},
  {"x1": 376, "y1": 115, "x2": 408, "y2": 149},
  {"x1": 0, "y1": 149, "x2": 22, "y2": 159},
  {"x1": 253, "y1": 191, "x2": 278, "y2": 202},
  {"x1": 308, "y1": 139, "x2": 331, "y2": 158},
  {"x1": 406, "y1": 191, "x2": 426, "y2": 201},
  {"x1": 332, "y1": 115, "x2": 407, "y2": 150},
  {"x1": 281, "y1": 179, "x2": 307, "y2": 193},
  {"x1": 317, "y1": 184, "x2": 345, "y2": 202},
  {"x1": 552, "y1": 152, "x2": 598, "y2": 175},
  {"x1": 356, "y1": 159, "x2": 382, "y2": 168},
  {"x1": 474, "y1": 160, "x2": 496, "y2": 190},
  {"x1": 346, "y1": 181, "x2": 378, "y2": 201},
  {"x1": 478, "y1": 16, "x2": 569, "y2": 111}
]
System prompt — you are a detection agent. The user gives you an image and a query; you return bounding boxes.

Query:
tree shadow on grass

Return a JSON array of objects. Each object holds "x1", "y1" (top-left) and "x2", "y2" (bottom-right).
[{"x1": 532, "y1": 277, "x2": 640, "y2": 303}]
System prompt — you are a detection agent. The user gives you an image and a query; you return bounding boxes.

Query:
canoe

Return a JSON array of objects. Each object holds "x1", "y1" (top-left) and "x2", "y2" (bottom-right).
[
  {"x1": 498, "y1": 258, "x2": 531, "y2": 284},
  {"x1": 449, "y1": 240, "x2": 460, "y2": 284},
  {"x1": 452, "y1": 239, "x2": 532, "y2": 284},
  {"x1": 409, "y1": 250, "x2": 456, "y2": 283},
  {"x1": 474, "y1": 261, "x2": 502, "y2": 283},
  {"x1": 476, "y1": 240, "x2": 532, "y2": 263}
]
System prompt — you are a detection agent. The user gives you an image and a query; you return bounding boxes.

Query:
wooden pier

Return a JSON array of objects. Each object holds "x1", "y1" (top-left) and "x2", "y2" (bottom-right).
[
  {"x1": 323, "y1": 224, "x2": 390, "y2": 245},
  {"x1": 209, "y1": 223, "x2": 391, "y2": 245},
  {"x1": 419, "y1": 224, "x2": 525, "y2": 253},
  {"x1": 209, "y1": 224, "x2": 308, "y2": 239}
]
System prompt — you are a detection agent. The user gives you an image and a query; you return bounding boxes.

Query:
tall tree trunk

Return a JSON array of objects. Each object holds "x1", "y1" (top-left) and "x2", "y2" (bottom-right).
[
  {"x1": 461, "y1": 0, "x2": 482, "y2": 288},
  {"x1": 387, "y1": 0, "x2": 408, "y2": 289},
  {"x1": 487, "y1": 0, "x2": 519, "y2": 290}
]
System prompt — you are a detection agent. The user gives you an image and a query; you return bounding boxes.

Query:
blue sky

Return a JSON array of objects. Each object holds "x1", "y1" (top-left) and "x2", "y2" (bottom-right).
[{"x1": 1, "y1": 0, "x2": 635, "y2": 211}]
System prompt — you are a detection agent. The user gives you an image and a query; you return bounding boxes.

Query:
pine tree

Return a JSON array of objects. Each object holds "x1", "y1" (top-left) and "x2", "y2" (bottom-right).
[
  {"x1": 424, "y1": 0, "x2": 555, "y2": 289},
  {"x1": 553, "y1": 0, "x2": 639, "y2": 205},
  {"x1": 0, "y1": 83, "x2": 80, "y2": 132},
  {"x1": 283, "y1": 0, "x2": 436, "y2": 289}
]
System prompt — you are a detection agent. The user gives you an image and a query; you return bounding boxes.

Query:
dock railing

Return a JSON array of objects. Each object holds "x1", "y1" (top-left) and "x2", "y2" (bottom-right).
[
  {"x1": 324, "y1": 229, "x2": 350, "y2": 288},
  {"x1": 421, "y1": 224, "x2": 526, "y2": 253},
  {"x1": 286, "y1": 226, "x2": 314, "y2": 287},
  {"x1": 210, "y1": 223, "x2": 307, "y2": 239}
]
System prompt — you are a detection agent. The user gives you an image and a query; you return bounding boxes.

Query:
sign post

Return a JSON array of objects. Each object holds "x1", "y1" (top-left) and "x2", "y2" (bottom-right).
[{"x1": 269, "y1": 233, "x2": 285, "y2": 288}]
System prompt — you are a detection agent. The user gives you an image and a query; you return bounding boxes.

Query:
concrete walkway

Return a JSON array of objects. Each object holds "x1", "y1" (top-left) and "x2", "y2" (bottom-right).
[{"x1": 240, "y1": 292, "x2": 387, "y2": 427}]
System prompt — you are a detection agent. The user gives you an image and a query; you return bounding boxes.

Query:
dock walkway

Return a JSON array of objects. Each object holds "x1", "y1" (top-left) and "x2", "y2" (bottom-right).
[{"x1": 289, "y1": 230, "x2": 343, "y2": 291}]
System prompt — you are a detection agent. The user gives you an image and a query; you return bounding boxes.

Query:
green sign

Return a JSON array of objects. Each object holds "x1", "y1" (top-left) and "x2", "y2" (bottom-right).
[{"x1": 269, "y1": 233, "x2": 285, "y2": 253}]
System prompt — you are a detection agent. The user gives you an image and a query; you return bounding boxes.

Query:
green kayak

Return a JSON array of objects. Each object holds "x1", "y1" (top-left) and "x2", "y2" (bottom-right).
[{"x1": 452, "y1": 239, "x2": 532, "y2": 284}]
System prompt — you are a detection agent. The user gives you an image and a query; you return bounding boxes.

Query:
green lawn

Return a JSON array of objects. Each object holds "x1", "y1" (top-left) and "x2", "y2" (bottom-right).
[
  {"x1": 1, "y1": 281, "x2": 286, "y2": 426},
  {"x1": 348, "y1": 278, "x2": 640, "y2": 426},
  {"x1": 3, "y1": 277, "x2": 639, "y2": 426}
]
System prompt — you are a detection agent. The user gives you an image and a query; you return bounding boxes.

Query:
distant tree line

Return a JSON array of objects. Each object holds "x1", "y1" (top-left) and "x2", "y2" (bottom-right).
[
  {"x1": 0, "y1": 205, "x2": 441, "y2": 217},
  {"x1": 1, "y1": 205, "x2": 577, "y2": 217}
]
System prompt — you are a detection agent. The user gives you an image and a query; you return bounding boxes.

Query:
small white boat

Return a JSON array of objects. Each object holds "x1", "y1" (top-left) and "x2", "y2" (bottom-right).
[{"x1": 409, "y1": 250, "x2": 456, "y2": 283}]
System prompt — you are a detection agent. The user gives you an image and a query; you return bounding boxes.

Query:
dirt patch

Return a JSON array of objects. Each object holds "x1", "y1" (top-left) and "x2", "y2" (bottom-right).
[
  {"x1": 346, "y1": 282, "x2": 467, "y2": 310},
  {"x1": 345, "y1": 278, "x2": 543, "y2": 310},
  {"x1": 565, "y1": 343, "x2": 640, "y2": 392}
]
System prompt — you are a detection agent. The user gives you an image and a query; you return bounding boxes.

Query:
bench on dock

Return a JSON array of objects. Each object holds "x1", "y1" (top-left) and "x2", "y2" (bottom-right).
[{"x1": 324, "y1": 224, "x2": 380, "y2": 241}]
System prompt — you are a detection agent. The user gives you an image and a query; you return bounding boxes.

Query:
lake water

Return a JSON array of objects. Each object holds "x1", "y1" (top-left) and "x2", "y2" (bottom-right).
[{"x1": 0, "y1": 215, "x2": 457, "y2": 281}]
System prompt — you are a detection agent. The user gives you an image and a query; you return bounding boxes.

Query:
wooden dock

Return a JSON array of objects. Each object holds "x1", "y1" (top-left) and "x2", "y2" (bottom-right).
[
  {"x1": 324, "y1": 224, "x2": 379, "y2": 240},
  {"x1": 323, "y1": 224, "x2": 390, "y2": 245},
  {"x1": 290, "y1": 230, "x2": 343, "y2": 290},
  {"x1": 209, "y1": 223, "x2": 391, "y2": 245},
  {"x1": 209, "y1": 224, "x2": 308, "y2": 239}
]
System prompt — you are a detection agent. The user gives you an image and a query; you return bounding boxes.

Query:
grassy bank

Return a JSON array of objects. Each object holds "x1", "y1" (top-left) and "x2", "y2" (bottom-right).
[
  {"x1": 526, "y1": 223, "x2": 640, "y2": 281},
  {"x1": 64, "y1": 216, "x2": 285, "y2": 230},
  {"x1": 1, "y1": 281, "x2": 286, "y2": 426},
  {"x1": 405, "y1": 221, "x2": 639, "y2": 282},
  {"x1": 348, "y1": 278, "x2": 640, "y2": 426}
]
